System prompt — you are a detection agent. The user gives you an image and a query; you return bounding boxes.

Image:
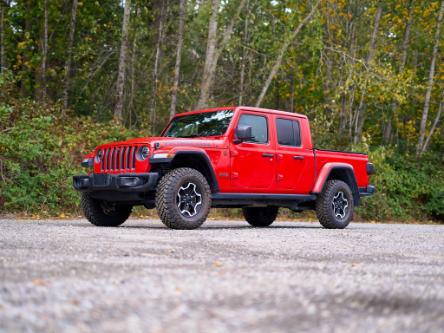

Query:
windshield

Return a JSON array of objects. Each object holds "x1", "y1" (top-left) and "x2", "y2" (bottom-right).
[{"x1": 163, "y1": 109, "x2": 234, "y2": 138}]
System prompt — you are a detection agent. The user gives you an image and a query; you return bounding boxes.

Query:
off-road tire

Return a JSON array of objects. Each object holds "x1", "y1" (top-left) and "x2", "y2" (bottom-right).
[
  {"x1": 243, "y1": 206, "x2": 279, "y2": 227},
  {"x1": 155, "y1": 168, "x2": 211, "y2": 230},
  {"x1": 316, "y1": 180, "x2": 353, "y2": 229},
  {"x1": 80, "y1": 192, "x2": 132, "y2": 227}
]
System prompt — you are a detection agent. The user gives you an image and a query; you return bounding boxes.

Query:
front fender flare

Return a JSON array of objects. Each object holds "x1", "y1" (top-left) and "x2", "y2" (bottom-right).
[{"x1": 150, "y1": 150, "x2": 220, "y2": 193}]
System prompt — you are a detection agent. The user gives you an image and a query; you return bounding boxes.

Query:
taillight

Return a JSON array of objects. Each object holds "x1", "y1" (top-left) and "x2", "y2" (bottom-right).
[{"x1": 366, "y1": 163, "x2": 375, "y2": 175}]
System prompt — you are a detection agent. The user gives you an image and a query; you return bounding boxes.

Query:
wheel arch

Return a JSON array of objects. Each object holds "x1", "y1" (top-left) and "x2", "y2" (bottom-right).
[
  {"x1": 157, "y1": 151, "x2": 220, "y2": 193},
  {"x1": 313, "y1": 163, "x2": 360, "y2": 205}
]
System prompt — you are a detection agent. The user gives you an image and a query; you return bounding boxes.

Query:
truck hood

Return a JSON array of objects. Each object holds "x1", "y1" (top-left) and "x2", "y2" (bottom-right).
[{"x1": 96, "y1": 136, "x2": 227, "y2": 150}]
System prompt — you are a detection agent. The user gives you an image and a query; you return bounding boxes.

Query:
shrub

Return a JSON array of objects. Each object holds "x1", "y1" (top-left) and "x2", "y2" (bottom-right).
[
  {"x1": 356, "y1": 148, "x2": 444, "y2": 222},
  {"x1": 0, "y1": 91, "x2": 143, "y2": 215}
]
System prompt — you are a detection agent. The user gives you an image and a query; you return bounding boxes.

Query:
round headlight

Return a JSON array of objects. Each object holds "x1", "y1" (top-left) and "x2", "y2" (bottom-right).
[
  {"x1": 95, "y1": 150, "x2": 103, "y2": 163},
  {"x1": 137, "y1": 146, "x2": 150, "y2": 161}
]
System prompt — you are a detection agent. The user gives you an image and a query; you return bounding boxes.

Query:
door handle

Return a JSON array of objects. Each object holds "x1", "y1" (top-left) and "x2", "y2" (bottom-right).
[
  {"x1": 262, "y1": 153, "x2": 274, "y2": 158},
  {"x1": 293, "y1": 155, "x2": 304, "y2": 160}
]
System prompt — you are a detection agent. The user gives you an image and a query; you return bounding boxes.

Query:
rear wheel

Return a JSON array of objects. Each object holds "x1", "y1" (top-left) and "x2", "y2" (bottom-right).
[
  {"x1": 80, "y1": 192, "x2": 132, "y2": 227},
  {"x1": 155, "y1": 168, "x2": 211, "y2": 230},
  {"x1": 316, "y1": 180, "x2": 353, "y2": 229},
  {"x1": 243, "y1": 206, "x2": 279, "y2": 227}
]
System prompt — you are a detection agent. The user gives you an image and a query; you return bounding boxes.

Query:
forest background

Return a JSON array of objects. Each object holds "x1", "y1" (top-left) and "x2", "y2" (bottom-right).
[{"x1": 0, "y1": 0, "x2": 443, "y2": 222}]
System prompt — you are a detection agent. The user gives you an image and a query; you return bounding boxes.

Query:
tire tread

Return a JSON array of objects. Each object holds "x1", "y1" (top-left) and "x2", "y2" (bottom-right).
[
  {"x1": 80, "y1": 192, "x2": 131, "y2": 227},
  {"x1": 316, "y1": 179, "x2": 353, "y2": 229},
  {"x1": 155, "y1": 168, "x2": 211, "y2": 230}
]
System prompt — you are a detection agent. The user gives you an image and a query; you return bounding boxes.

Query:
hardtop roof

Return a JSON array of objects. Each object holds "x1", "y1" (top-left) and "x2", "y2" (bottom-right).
[{"x1": 173, "y1": 106, "x2": 308, "y2": 119}]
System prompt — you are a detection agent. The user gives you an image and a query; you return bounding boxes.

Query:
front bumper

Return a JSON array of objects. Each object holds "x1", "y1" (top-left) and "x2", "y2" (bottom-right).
[{"x1": 73, "y1": 173, "x2": 159, "y2": 192}]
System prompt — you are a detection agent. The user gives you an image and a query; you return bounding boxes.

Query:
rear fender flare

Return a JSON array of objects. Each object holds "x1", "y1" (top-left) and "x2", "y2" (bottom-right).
[{"x1": 312, "y1": 163, "x2": 360, "y2": 205}]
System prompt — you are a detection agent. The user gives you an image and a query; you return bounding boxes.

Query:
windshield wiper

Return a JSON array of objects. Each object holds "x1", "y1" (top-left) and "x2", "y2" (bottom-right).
[{"x1": 180, "y1": 134, "x2": 203, "y2": 138}]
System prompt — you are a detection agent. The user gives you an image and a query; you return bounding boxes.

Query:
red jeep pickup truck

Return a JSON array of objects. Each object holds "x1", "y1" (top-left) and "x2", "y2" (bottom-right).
[{"x1": 73, "y1": 106, "x2": 374, "y2": 229}]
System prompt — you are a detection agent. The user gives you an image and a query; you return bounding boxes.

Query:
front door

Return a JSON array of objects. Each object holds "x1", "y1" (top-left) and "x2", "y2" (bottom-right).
[{"x1": 230, "y1": 112, "x2": 275, "y2": 191}]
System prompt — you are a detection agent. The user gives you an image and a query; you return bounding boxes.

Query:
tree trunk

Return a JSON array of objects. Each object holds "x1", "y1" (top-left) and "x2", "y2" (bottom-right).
[
  {"x1": 114, "y1": 0, "x2": 131, "y2": 124},
  {"x1": 323, "y1": 1, "x2": 336, "y2": 98},
  {"x1": 20, "y1": 5, "x2": 31, "y2": 96},
  {"x1": 353, "y1": 1, "x2": 383, "y2": 144},
  {"x1": 169, "y1": 0, "x2": 186, "y2": 118},
  {"x1": 212, "y1": 0, "x2": 247, "y2": 65},
  {"x1": 340, "y1": 93, "x2": 347, "y2": 133},
  {"x1": 197, "y1": 0, "x2": 247, "y2": 109},
  {"x1": 0, "y1": 0, "x2": 11, "y2": 73},
  {"x1": 385, "y1": 0, "x2": 414, "y2": 143},
  {"x1": 255, "y1": 0, "x2": 320, "y2": 107},
  {"x1": 0, "y1": 4, "x2": 4, "y2": 73},
  {"x1": 382, "y1": 120, "x2": 392, "y2": 143},
  {"x1": 63, "y1": 0, "x2": 78, "y2": 111},
  {"x1": 40, "y1": 0, "x2": 48, "y2": 101},
  {"x1": 421, "y1": 89, "x2": 444, "y2": 153},
  {"x1": 238, "y1": 0, "x2": 249, "y2": 105},
  {"x1": 289, "y1": 72, "x2": 295, "y2": 112},
  {"x1": 196, "y1": 0, "x2": 219, "y2": 109},
  {"x1": 365, "y1": 4, "x2": 382, "y2": 63},
  {"x1": 399, "y1": 1, "x2": 414, "y2": 71},
  {"x1": 128, "y1": 6, "x2": 140, "y2": 129},
  {"x1": 341, "y1": 12, "x2": 357, "y2": 136},
  {"x1": 149, "y1": 0, "x2": 166, "y2": 134},
  {"x1": 417, "y1": 0, "x2": 444, "y2": 157}
]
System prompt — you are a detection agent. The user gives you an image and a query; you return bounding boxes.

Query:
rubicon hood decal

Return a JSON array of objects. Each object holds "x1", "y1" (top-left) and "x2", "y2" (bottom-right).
[
  {"x1": 97, "y1": 136, "x2": 223, "y2": 150},
  {"x1": 155, "y1": 140, "x2": 219, "y2": 148}
]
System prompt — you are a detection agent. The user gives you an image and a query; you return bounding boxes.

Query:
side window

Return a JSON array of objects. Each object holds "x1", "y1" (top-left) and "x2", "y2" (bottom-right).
[
  {"x1": 276, "y1": 118, "x2": 301, "y2": 146},
  {"x1": 237, "y1": 114, "x2": 268, "y2": 144}
]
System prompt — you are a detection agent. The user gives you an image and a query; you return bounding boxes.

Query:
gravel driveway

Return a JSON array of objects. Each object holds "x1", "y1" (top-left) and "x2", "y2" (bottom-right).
[{"x1": 0, "y1": 218, "x2": 443, "y2": 333}]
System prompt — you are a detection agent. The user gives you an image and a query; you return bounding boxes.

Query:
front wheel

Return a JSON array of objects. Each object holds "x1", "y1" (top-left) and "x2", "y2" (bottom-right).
[
  {"x1": 243, "y1": 206, "x2": 279, "y2": 227},
  {"x1": 316, "y1": 180, "x2": 354, "y2": 229},
  {"x1": 80, "y1": 193, "x2": 132, "y2": 227},
  {"x1": 155, "y1": 168, "x2": 211, "y2": 230}
]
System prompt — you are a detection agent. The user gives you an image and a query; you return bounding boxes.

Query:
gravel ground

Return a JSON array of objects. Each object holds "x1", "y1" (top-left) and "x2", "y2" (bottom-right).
[{"x1": 0, "y1": 218, "x2": 443, "y2": 333}]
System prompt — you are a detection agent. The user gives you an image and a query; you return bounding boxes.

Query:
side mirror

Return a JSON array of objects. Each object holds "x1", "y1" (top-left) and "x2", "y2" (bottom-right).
[{"x1": 234, "y1": 125, "x2": 253, "y2": 144}]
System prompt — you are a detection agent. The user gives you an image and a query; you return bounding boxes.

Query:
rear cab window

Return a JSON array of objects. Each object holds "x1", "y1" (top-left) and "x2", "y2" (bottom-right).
[{"x1": 276, "y1": 118, "x2": 301, "y2": 147}]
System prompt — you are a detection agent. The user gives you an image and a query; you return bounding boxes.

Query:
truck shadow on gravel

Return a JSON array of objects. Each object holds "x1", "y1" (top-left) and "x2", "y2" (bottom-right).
[
  {"x1": 123, "y1": 225, "x2": 322, "y2": 230},
  {"x1": 67, "y1": 222, "x2": 329, "y2": 230}
]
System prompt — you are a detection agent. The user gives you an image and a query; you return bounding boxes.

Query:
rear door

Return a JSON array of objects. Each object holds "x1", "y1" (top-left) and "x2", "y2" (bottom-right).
[
  {"x1": 274, "y1": 116, "x2": 314, "y2": 193},
  {"x1": 229, "y1": 112, "x2": 275, "y2": 190}
]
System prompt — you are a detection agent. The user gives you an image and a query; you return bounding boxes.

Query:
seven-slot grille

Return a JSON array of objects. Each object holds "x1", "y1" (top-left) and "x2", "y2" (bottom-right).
[{"x1": 100, "y1": 145, "x2": 139, "y2": 172}]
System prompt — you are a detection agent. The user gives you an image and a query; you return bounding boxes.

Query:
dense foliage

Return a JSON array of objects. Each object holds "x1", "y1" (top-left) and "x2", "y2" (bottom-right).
[
  {"x1": 0, "y1": 73, "x2": 143, "y2": 215},
  {"x1": 0, "y1": 0, "x2": 443, "y2": 221}
]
